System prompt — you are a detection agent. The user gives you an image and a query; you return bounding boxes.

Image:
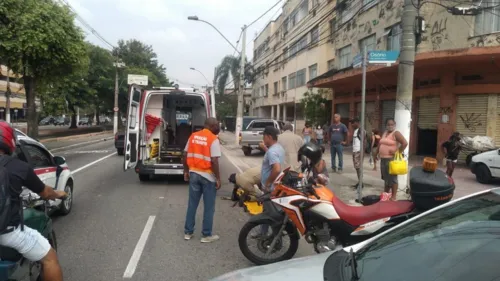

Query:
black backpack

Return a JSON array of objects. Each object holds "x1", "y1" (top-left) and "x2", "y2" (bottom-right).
[{"x1": 0, "y1": 156, "x2": 14, "y2": 233}]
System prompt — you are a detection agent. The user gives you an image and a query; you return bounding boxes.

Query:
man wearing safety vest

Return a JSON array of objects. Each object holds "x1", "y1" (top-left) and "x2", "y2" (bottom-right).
[{"x1": 183, "y1": 117, "x2": 221, "y2": 243}]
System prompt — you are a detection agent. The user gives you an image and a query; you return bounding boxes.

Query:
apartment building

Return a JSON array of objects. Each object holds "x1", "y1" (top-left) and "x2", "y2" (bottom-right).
[
  {"x1": 251, "y1": 0, "x2": 337, "y2": 132},
  {"x1": 0, "y1": 65, "x2": 30, "y2": 120},
  {"x1": 307, "y1": 0, "x2": 500, "y2": 161}
]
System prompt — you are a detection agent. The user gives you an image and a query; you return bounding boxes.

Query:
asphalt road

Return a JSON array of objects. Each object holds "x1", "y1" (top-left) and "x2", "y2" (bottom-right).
[{"x1": 47, "y1": 138, "x2": 314, "y2": 281}]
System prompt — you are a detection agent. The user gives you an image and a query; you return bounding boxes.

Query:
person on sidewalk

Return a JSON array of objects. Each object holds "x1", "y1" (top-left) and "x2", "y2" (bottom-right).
[
  {"x1": 260, "y1": 126, "x2": 285, "y2": 192},
  {"x1": 183, "y1": 117, "x2": 221, "y2": 243},
  {"x1": 350, "y1": 117, "x2": 367, "y2": 189},
  {"x1": 328, "y1": 114, "x2": 348, "y2": 173},
  {"x1": 302, "y1": 123, "x2": 313, "y2": 144},
  {"x1": 314, "y1": 125, "x2": 324, "y2": 146},
  {"x1": 441, "y1": 132, "x2": 462, "y2": 177},
  {"x1": 260, "y1": 122, "x2": 303, "y2": 172},
  {"x1": 378, "y1": 118, "x2": 408, "y2": 201}
]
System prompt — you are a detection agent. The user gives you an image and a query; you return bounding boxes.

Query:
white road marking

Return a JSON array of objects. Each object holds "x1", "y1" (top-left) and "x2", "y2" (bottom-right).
[
  {"x1": 123, "y1": 216, "x2": 156, "y2": 278},
  {"x1": 64, "y1": 150, "x2": 110, "y2": 154},
  {"x1": 50, "y1": 137, "x2": 112, "y2": 152},
  {"x1": 220, "y1": 145, "x2": 243, "y2": 173},
  {"x1": 71, "y1": 152, "x2": 117, "y2": 174}
]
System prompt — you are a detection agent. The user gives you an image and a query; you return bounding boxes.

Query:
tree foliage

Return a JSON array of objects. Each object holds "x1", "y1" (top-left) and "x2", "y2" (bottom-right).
[
  {"x1": 301, "y1": 89, "x2": 330, "y2": 126},
  {"x1": 0, "y1": 0, "x2": 87, "y2": 137},
  {"x1": 215, "y1": 94, "x2": 238, "y2": 121},
  {"x1": 214, "y1": 55, "x2": 254, "y2": 95}
]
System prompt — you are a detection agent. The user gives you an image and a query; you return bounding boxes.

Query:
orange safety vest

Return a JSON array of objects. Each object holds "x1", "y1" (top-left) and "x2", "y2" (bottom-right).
[{"x1": 186, "y1": 129, "x2": 218, "y2": 173}]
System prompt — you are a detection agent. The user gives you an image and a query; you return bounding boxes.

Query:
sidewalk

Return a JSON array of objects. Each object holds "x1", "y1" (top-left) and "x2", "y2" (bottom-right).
[{"x1": 219, "y1": 131, "x2": 491, "y2": 203}]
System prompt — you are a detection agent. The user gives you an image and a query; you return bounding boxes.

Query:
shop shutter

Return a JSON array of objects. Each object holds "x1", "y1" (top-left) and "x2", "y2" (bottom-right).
[
  {"x1": 496, "y1": 94, "x2": 500, "y2": 147},
  {"x1": 417, "y1": 96, "x2": 440, "y2": 130},
  {"x1": 356, "y1": 102, "x2": 376, "y2": 133},
  {"x1": 456, "y1": 94, "x2": 489, "y2": 162},
  {"x1": 381, "y1": 100, "x2": 396, "y2": 128},
  {"x1": 336, "y1": 103, "x2": 350, "y2": 118}
]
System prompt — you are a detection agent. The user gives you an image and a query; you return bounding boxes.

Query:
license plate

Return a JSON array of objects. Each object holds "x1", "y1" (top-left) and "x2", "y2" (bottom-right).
[{"x1": 154, "y1": 169, "x2": 183, "y2": 175}]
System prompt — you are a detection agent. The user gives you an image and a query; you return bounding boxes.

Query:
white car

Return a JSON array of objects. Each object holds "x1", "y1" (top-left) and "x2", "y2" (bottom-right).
[
  {"x1": 211, "y1": 188, "x2": 500, "y2": 281},
  {"x1": 15, "y1": 131, "x2": 74, "y2": 215},
  {"x1": 470, "y1": 149, "x2": 500, "y2": 183}
]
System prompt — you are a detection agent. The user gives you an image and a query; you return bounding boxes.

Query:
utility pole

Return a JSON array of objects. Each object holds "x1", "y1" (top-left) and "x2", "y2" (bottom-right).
[
  {"x1": 113, "y1": 61, "x2": 125, "y2": 135},
  {"x1": 235, "y1": 25, "x2": 247, "y2": 145},
  {"x1": 5, "y1": 67, "x2": 11, "y2": 123},
  {"x1": 358, "y1": 45, "x2": 367, "y2": 202},
  {"x1": 394, "y1": 0, "x2": 418, "y2": 200}
]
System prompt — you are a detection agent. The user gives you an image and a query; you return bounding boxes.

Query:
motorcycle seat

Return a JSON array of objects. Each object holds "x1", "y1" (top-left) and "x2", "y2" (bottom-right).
[
  {"x1": 0, "y1": 246, "x2": 22, "y2": 262},
  {"x1": 331, "y1": 196, "x2": 415, "y2": 226}
]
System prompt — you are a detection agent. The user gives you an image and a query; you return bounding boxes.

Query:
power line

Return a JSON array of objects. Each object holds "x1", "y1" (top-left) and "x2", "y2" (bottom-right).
[
  {"x1": 246, "y1": 3, "x2": 283, "y2": 50},
  {"x1": 248, "y1": 0, "x2": 284, "y2": 28},
  {"x1": 56, "y1": 0, "x2": 116, "y2": 50}
]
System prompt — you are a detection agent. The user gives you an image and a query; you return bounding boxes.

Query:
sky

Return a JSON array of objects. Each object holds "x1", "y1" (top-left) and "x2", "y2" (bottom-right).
[{"x1": 66, "y1": 0, "x2": 283, "y2": 88}]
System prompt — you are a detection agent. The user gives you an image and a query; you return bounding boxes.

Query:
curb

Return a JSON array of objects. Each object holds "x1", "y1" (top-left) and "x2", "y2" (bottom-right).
[{"x1": 40, "y1": 130, "x2": 113, "y2": 143}]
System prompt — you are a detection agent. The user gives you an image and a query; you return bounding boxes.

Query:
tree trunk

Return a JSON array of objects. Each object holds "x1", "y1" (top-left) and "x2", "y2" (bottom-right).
[
  {"x1": 24, "y1": 76, "x2": 38, "y2": 138},
  {"x1": 5, "y1": 67, "x2": 11, "y2": 123},
  {"x1": 96, "y1": 106, "x2": 101, "y2": 125},
  {"x1": 118, "y1": 111, "x2": 124, "y2": 130},
  {"x1": 68, "y1": 102, "x2": 77, "y2": 129}
]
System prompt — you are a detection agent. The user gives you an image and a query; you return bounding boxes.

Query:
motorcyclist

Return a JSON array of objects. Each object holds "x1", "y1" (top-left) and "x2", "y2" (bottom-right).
[
  {"x1": 298, "y1": 142, "x2": 329, "y2": 185},
  {"x1": 0, "y1": 121, "x2": 67, "y2": 281}
]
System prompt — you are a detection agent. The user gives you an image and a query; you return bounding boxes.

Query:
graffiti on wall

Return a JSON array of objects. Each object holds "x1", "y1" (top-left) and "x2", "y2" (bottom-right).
[
  {"x1": 427, "y1": 18, "x2": 448, "y2": 50},
  {"x1": 459, "y1": 113, "x2": 482, "y2": 132},
  {"x1": 470, "y1": 33, "x2": 500, "y2": 48}
]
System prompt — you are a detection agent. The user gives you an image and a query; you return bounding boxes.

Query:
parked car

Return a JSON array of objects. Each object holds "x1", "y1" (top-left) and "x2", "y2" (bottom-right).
[
  {"x1": 39, "y1": 116, "x2": 55, "y2": 126},
  {"x1": 470, "y1": 149, "x2": 500, "y2": 183},
  {"x1": 53, "y1": 116, "x2": 69, "y2": 126},
  {"x1": 78, "y1": 117, "x2": 91, "y2": 126},
  {"x1": 15, "y1": 133, "x2": 74, "y2": 215},
  {"x1": 115, "y1": 131, "x2": 125, "y2": 155},
  {"x1": 239, "y1": 119, "x2": 283, "y2": 156},
  {"x1": 210, "y1": 188, "x2": 500, "y2": 281}
]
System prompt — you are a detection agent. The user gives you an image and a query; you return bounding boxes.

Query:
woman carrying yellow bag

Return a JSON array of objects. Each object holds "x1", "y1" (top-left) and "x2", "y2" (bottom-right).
[{"x1": 378, "y1": 118, "x2": 408, "y2": 201}]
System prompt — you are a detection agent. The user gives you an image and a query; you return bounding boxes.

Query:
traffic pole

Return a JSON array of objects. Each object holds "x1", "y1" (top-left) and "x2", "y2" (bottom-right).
[
  {"x1": 394, "y1": 0, "x2": 418, "y2": 200},
  {"x1": 113, "y1": 63, "x2": 119, "y2": 135},
  {"x1": 357, "y1": 45, "x2": 367, "y2": 202},
  {"x1": 235, "y1": 25, "x2": 246, "y2": 145}
]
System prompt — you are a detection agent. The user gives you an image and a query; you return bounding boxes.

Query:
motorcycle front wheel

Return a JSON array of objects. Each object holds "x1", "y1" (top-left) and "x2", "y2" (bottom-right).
[{"x1": 238, "y1": 220, "x2": 299, "y2": 266}]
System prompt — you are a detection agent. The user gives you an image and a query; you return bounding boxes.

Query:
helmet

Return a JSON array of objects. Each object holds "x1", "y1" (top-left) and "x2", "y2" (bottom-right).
[
  {"x1": 297, "y1": 142, "x2": 323, "y2": 166},
  {"x1": 0, "y1": 121, "x2": 16, "y2": 155}
]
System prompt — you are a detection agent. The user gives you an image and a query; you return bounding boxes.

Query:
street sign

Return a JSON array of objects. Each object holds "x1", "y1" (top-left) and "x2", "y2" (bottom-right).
[
  {"x1": 368, "y1": 51, "x2": 400, "y2": 64},
  {"x1": 113, "y1": 107, "x2": 119, "y2": 112},
  {"x1": 352, "y1": 54, "x2": 363, "y2": 68},
  {"x1": 127, "y1": 74, "x2": 148, "y2": 86}
]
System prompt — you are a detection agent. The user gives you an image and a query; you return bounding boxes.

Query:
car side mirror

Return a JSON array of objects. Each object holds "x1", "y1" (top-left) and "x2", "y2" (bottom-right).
[{"x1": 54, "y1": 156, "x2": 66, "y2": 166}]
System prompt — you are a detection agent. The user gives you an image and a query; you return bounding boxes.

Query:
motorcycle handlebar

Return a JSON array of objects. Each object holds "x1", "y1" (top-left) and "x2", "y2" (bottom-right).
[{"x1": 305, "y1": 184, "x2": 320, "y2": 199}]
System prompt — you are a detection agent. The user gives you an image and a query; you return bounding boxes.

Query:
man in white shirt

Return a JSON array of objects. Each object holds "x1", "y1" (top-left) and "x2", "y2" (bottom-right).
[{"x1": 350, "y1": 117, "x2": 366, "y2": 188}]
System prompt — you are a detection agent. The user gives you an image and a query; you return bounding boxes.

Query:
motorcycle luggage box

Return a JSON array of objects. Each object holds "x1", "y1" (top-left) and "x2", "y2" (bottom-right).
[{"x1": 409, "y1": 166, "x2": 455, "y2": 211}]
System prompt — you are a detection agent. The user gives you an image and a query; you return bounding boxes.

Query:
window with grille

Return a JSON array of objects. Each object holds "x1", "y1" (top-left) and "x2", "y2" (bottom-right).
[
  {"x1": 474, "y1": 0, "x2": 500, "y2": 35},
  {"x1": 339, "y1": 45, "x2": 352, "y2": 69}
]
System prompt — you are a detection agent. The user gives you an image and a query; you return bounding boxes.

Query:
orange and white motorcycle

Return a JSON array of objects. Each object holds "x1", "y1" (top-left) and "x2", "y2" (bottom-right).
[{"x1": 238, "y1": 166, "x2": 418, "y2": 266}]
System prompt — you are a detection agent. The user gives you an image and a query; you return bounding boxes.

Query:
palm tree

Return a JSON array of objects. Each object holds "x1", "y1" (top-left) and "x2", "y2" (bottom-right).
[{"x1": 214, "y1": 55, "x2": 254, "y2": 95}]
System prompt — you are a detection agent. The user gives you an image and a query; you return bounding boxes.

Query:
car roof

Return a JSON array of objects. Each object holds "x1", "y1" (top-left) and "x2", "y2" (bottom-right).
[{"x1": 15, "y1": 129, "x2": 48, "y2": 150}]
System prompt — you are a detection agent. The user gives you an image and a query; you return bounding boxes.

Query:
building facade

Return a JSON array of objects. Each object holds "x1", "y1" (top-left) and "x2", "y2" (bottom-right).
[
  {"x1": 307, "y1": 0, "x2": 500, "y2": 161},
  {"x1": 251, "y1": 0, "x2": 337, "y2": 132},
  {"x1": 0, "y1": 65, "x2": 29, "y2": 120}
]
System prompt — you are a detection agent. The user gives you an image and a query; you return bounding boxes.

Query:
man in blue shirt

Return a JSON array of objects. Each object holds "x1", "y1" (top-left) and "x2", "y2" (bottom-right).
[
  {"x1": 328, "y1": 113, "x2": 348, "y2": 173},
  {"x1": 259, "y1": 126, "x2": 285, "y2": 192}
]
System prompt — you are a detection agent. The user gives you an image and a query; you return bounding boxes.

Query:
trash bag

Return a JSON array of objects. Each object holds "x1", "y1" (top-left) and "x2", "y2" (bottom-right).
[{"x1": 460, "y1": 136, "x2": 496, "y2": 151}]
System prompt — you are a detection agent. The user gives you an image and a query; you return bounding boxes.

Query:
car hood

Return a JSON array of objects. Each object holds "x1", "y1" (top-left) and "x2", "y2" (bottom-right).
[
  {"x1": 209, "y1": 252, "x2": 331, "y2": 281},
  {"x1": 472, "y1": 149, "x2": 499, "y2": 161}
]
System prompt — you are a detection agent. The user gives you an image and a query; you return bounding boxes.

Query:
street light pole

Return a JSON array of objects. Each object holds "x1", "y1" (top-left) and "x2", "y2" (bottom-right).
[
  {"x1": 190, "y1": 67, "x2": 216, "y2": 118},
  {"x1": 113, "y1": 61, "x2": 125, "y2": 135},
  {"x1": 235, "y1": 25, "x2": 246, "y2": 145},
  {"x1": 187, "y1": 16, "x2": 240, "y2": 54}
]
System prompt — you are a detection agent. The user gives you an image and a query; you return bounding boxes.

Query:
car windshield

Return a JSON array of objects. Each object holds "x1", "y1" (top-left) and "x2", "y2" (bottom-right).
[{"x1": 325, "y1": 190, "x2": 500, "y2": 281}]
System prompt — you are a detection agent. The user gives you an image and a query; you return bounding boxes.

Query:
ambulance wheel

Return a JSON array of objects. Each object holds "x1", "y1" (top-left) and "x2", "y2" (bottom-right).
[{"x1": 139, "y1": 174, "x2": 150, "y2": 182}]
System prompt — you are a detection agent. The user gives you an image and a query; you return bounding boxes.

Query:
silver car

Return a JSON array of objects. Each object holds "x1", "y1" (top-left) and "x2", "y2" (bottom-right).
[{"x1": 211, "y1": 188, "x2": 500, "y2": 281}]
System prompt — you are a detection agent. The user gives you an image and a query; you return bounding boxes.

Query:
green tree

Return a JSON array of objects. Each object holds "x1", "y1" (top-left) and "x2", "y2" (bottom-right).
[
  {"x1": 87, "y1": 44, "x2": 115, "y2": 123},
  {"x1": 0, "y1": 0, "x2": 87, "y2": 138},
  {"x1": 301, "y1": 89, "x2": 330, "y2": 126},
  {"x1": 214, "y1": 55, "x2": 254, "y2": 95},
  {"x1": 215, "y1": 94, "x2": 238, "y2": 121}
]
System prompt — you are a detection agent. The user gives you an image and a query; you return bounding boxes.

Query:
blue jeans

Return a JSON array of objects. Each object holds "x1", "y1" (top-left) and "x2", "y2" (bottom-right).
[
  {"x1": 330, "y1": 143, "x2": 344, "y2": 170},
  {"x1": 304, "y1": 136, "x2": 311, "y2": 143},
  {"x1": 317, "y1": 139, "x2": 323, "y2": 146},
  {"x1": 184, "y1": 172, "x2": 217, "y2": 237}
]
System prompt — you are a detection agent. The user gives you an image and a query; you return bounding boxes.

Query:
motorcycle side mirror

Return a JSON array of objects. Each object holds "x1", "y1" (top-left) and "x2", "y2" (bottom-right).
[{"x1": 54, "y1": 156, "x2": 66, "y2": 166}]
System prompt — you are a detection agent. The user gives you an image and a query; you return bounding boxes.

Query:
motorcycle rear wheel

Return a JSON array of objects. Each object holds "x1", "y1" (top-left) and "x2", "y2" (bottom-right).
[{"x1": 238, "y1": 221, "x2": 299, "y2": 266}]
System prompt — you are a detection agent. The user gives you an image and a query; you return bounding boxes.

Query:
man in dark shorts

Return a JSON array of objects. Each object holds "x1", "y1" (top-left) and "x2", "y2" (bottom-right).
[
  {"x1": 0, "y1": 121, "x2": 67, "y2": 281},
  {"x1": 441, "y1": 132, "x2": 461, "y2": 177}
]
